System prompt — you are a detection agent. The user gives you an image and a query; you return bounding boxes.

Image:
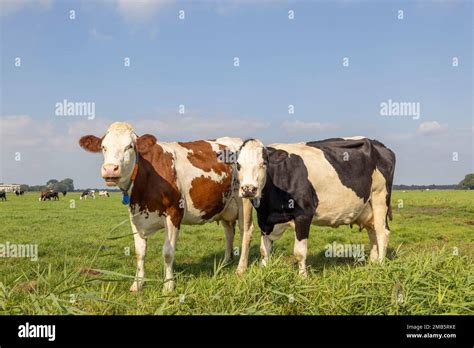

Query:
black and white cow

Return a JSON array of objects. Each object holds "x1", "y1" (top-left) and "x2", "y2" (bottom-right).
[
  {"x1": 236, "y1": 137, "x2": 396, "y2": 275},
  {"x1": 0, "y1": 191, "x2": 6, "y2": 201},
  {"x1": 80, "y1": 190, "x2": 95, "y2": 200}
]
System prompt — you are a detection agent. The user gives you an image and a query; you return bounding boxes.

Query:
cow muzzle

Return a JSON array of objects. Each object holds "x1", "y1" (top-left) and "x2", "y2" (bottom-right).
[
  {"x1": 102, "y1": 164, "x2": 121, "y2": 186},
  {"x1": 240, "y1": 185, "x2": 258, "y2": 198}
]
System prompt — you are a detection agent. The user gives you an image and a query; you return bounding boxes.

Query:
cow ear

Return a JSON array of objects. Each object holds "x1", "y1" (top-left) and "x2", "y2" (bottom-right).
[
  {"x1": 79, "y1": 135, "x2": 102, "y2": 153},
  {"x1": 267, "y1": 148, "x2": 288, "y2": 164},
  {"x1": 136, "y1": 134, "x2": 157, "y2": 154}
]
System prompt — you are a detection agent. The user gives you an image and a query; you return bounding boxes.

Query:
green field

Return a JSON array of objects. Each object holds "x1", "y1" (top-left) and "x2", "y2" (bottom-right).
[{"x1": 0, "y1": 190, "x2": 472, "y2": 315}]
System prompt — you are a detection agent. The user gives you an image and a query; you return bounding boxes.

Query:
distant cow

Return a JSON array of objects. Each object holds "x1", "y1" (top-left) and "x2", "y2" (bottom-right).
[
  {"x1": 80, "y1": 190, "x2": 95, "y2": 200},
  {"x1": 98, "y1": 190, "x2": 109, "y2": 197},
  {"x1": 62, "y1": 191, "x2": 67, "y2": 197},
  {"x1": 0, "y1": 191, "x2": 6, "y2": 201},
  {"x1": 15, "y1": 190, "x2": 25, "y2": 196},
  {"x1": 79, "y1": 122, "x2": 253, "y2": 292},
  {"x1": 236, "y1": 137, "x2": 396, "y2": 275},
  {"x1": 39, "y1": 191, "x2": 59, "y2": 201}
]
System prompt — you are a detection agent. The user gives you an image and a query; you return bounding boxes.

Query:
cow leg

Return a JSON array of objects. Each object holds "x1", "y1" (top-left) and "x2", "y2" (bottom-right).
[
  {"x1": 367, "y1": 228, "x2": 378, "y2": 262},
  {"x1": 294, "y1": 216, "x2": 311, "y2": 277},
  {"x1": 222, "y1": 220, "x2": 235, "y2": 264},
  {"x1": 236, "y1": 198, "x2": 254, "y2": 275},
  {"x1": 163, "y1": 216, "x2": 179, "y2": 293},
  {"x1": 260, "y1": 223, "x2": 289, "y2": 267},
  {"x1": 260, "y1": 235, "x2": 272, "y2": 267},
  {"x1": 372, "y1": 195, "x2": 390, "y2": 262},
  {"x1": 130, "y1": 227, "x2": 147, "y2": 293}
]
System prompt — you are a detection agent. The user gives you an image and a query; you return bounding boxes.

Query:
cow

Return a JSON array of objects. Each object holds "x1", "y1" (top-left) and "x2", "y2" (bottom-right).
[
  {"x1": 15, "y1": 190, "x2": 25, "y2": 196},
  {"x1": 98, "y1": 190, "x2": 110, "y2": 197},
  {"x1": 0, "y1": 191, "x2": 6, "y2": 201},
  {"x1": 236, "y1": 137, "x2": 396, "y2": 276},
  {"x1": 80, "y1": 190, "x2": 95, "y2": 200},
  {"x1": 79, "y1": 122, "x2": 253, "y2": 292},
  {"x1": 39, "y1": 191, "x2": 59, "y2": 201},
  {"x1": 62, "y1": 191, "x2": 67, "y2": 197}
]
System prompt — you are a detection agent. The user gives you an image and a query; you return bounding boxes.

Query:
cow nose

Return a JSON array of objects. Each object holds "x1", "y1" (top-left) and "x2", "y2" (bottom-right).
[
  {"x1": 102, "y1": 164, "x2": 120, "y2": 177},
  {"x1": 241, "y1": 185, "x2": 258, "y2": 196}
]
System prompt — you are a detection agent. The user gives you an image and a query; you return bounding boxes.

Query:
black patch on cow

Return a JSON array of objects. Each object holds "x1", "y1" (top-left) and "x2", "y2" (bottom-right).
[
  {"x1": 255, "y1": 147, "x2": 318, "y2": 241},
  {"x1": 306, "y1": 137, "x2": 396, "y2": 209},
  {"x1": 305, "y1": 138, "x2": 375, "y2": 202},
  {"x1": 370, "y1": 139, "x2": 396, "y2": 207}
]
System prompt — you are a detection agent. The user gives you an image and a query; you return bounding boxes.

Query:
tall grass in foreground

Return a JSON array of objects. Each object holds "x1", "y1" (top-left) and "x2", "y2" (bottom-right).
[{"x1": 1, "y1": 248, "x2": 472, "y2": 315}]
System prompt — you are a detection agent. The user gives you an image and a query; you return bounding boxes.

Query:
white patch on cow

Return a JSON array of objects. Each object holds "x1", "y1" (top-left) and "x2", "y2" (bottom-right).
[
  {"x1": 167, "y1": 140, "x2": 239, "y2": 224},
  {"x1": 129, "y1": 206, "x2": 165, "y2": 237},
  {"x1": 100, "y1": 122, "x2": 138, "y2": 191},
  {"x1": 268, "y1": 222, "x2": 292, "y2": 241},
  {"x1": 342, "y1": 136, "x2": 366, "y2": 140},
  {"x1": 237, "y1": 139, "x2": 267, "y2": 198}
]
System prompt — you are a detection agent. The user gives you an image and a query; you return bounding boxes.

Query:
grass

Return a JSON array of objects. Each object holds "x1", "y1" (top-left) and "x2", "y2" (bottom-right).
[{"x1": 0, "y1": 190, "x2": 472, "y2": 315}]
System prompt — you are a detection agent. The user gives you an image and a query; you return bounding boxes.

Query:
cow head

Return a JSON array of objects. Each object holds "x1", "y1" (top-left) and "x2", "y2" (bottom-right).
[
  {"x1": 236, "y1": 138, "x2": 268, "y2": 199},
  {"x1": 79, "y1": 122, "x2": 156, "y2": 190}
]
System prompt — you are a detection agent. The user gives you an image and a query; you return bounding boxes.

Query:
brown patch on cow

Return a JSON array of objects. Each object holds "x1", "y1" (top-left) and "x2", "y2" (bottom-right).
[
  {"x1": 79, "y1": 135, "x2": 103, "y2": 153},
  {"x1": 178, "y1": 140, "x2": 229, "y2": 175},
  {"x1": 189, "y1": 174, "x2": 232, "y2": 220},
  {"x1": 131, "y1": 143, "x2": 184, "y2": 228}
]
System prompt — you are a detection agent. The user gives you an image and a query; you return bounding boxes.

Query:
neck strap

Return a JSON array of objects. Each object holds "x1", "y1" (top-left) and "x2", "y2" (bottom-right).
[{"x1": 120, "y1": 152, "x2": 139, "y2": 204}]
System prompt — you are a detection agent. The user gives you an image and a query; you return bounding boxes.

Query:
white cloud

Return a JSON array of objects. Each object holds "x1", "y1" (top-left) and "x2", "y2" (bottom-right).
[
  {"x1": 116, "y1": 0, "x2": 171, "y2": 22},
  {"x1": 282, "y1": 120, "x2": 339, "y2": 133},
  {"x1": 417, "y1": 121, "x2": 446, "y2": 135},
  {"x1": 0, "y1": 0, "x2": 52, "y2": 17}
]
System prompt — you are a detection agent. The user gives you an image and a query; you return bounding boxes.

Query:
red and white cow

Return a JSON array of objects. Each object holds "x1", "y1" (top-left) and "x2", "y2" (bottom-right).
[{"x1": 79, "y1": 122, "x2": 253, "y2": 292}]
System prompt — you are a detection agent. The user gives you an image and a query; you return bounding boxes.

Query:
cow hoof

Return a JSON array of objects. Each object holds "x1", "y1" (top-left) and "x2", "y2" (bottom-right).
[
  {"x1": 235, "y1": 266, "x2": 246, "y2": 276},
  {"x1": 162, "y1": 280, "x2": 175, "y2": 293},
  {"x1": 129, "y1": 282, "x2": 143, "y2": 293},
  {"x1": 224, "y1": 257, "x2": 233, "y2": 265},
  {"x1": 299, "y1": 270, "x2": 308, "y2": 278}
]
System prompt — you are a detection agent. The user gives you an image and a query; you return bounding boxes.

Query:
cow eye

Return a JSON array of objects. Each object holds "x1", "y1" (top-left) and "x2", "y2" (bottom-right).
[
  {"x1": 236, "y1": 163, "x2": 241, "y2": 171},
  {"x1": 124, "y1": 144, "x2": 133, "y2": 151}
]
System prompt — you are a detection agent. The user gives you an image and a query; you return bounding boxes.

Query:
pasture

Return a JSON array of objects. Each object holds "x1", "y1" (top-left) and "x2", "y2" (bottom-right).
[{"x1": 0, "y1": 190, "x2": 472, "y2": 315}]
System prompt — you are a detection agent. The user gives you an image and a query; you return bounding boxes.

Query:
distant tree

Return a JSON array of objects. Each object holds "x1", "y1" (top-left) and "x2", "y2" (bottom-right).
[
  {"x1": 61, "y1": 178, "x2": 74, "y2": 191},
  {"x1": 19, "y1": 184, "x2": 29, "y2": 191},
  {"x1": 46, "y1": 179, "x2": 59, "y2": 190},
  {"x1": 459, "y1": 173, "x2": 474, "y2": 189}
]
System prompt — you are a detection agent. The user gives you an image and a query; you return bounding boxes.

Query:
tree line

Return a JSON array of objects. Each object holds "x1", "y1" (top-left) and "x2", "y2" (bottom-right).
[{"x1": 20, "y1": 178, "x2": 74, "y2": 192}]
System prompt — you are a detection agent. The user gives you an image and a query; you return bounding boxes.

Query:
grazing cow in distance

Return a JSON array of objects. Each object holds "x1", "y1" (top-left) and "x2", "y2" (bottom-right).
[
  {"x1": 236, "y1": 137, "x2": 396, "y2": 275},
  {"x1": 39, "y1": 191, "x2": 59, "y2": 201},
  {"x1": 98, "y1": 190, "x2": 110, "y2": 197},
  {"x1": 15, "y1": 190, "x2": 25, "y2": 196},
  {"x1": 80, "y1": 190, "x2": 95, "y2": 200},
  {"x1": 79, "y1": 122, "x2": 253, "y2": 292},
  {"x1": 62, "y1": 191, "x2": 67, "y2": 197},
  {"x1": 0, "y1": 191, "x2": 6, "y2": 201}
]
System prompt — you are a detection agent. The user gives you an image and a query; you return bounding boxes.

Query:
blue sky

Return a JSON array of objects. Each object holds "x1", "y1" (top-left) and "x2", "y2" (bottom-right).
[{"x1": 1, "y1": 0, "x2": 472, "y2": 188}]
